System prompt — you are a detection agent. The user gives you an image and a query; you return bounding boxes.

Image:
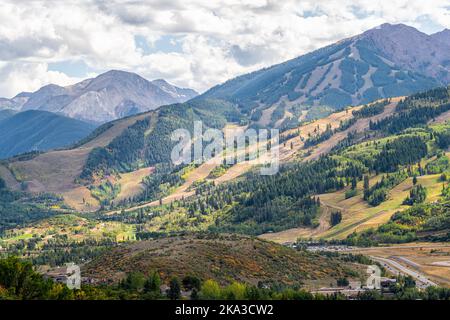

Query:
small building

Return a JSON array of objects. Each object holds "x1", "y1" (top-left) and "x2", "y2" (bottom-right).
[{"x1": 44, "y1": 263, "x2": 81, "y2": 289}]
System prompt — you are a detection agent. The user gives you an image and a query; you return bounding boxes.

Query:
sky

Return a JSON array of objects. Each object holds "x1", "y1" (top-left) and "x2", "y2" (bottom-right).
[{"x1": 1, "y1": 0, "x2": 450, "y2": 98}]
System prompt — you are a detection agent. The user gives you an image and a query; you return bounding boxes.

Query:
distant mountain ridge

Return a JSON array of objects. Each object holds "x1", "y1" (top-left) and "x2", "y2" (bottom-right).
[
  {"x1": 0, "y1": 110, "x2": 96, "y2": 159},
  {"x1": 0, "y1": 71, "x2": 198, "y2": 123},
  {"x1": 0, "y1": 92, "x2": 31, "y2": 111},
  {"x1": 362, "y1": 24, "x2": 450, "y2": 83},
  {"x1": 199, "y1": 23, "x2": 450, "y2": 128},
  {"x1": 0, "y1": 109, "x2": 16, "y2": 121},
  {"x1": 431, "y1": 28, "x2": 450, "y2": 46}
]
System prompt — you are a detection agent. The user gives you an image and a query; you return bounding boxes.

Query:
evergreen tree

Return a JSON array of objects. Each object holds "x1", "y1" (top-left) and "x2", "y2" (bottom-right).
[
  {"x1": 167, "y1": 277, "x2": 181, "y2": 300},
  {"x1": 330, "y1": 211, "x2": 342, "y2": 226},
  {"x1": 144, "y1": 271, "x2": 161, "y2": 293}
]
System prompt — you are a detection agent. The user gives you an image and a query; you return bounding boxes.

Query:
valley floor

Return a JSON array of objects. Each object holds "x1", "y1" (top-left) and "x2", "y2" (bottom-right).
[{"x1": 344, "y1": 243, "x2": 450, "y2": 288}]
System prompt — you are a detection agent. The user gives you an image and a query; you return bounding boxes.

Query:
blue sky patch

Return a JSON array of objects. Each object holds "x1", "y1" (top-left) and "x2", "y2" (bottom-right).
[
  {"x1": 135, "y1": 35, "x2": 183, "y2": 55},
  {"x1": 48, "y1": 60, "x2": 94, "y2": 78}
]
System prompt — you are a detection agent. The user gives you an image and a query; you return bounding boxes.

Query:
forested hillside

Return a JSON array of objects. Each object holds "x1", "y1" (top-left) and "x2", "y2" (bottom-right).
[
  {"x1": 98, "y1": 86, "x2": 450, "y2": 238},
  {"x1": 80, "y1": 99, "x2": 244, "y2": 181},
  {"x1": 2, "y1": 84, "x2": 450, "y2": 297},
  {"x1": 200, "y1": 24, "x2": 443, "y2": 129},
  {"x1": 0, "y1": 110, "x2": 96, "y2": 159}
]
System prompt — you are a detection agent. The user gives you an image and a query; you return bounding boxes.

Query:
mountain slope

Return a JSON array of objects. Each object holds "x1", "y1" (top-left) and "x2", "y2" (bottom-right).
[
  {"x1": 200, "y1": 24, "x2": 448, "y2": 128},
  {"x1": 365, "y1": 24, "x2": 450, "y2": 83},
  {"x1": 1, "y1": 24, "x2": 450, "y2": 212},
  {"x1": 0, "y1": 110, "x2": 96, "y2": 159},
  {"x1": 0, "y1": 92, "x2": 31, "y2": 111},
  {"x1": 0, "y1": 99, "x2": 241, "y2": 212},
  {"x1": 1, "y1": 71, "x2": 198, "y2": 123},
  {"x1": 431, "y1": 29, "x2": 450, "y2": 46},
  {"x1": 0, "y1": 109, "x2": 16, "y2": 121}
]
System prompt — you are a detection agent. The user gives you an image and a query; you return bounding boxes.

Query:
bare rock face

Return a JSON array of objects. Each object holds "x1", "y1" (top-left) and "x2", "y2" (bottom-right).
[
  {"x1": 431, "y1": 29, "x2": 450, "y2": 45},
  {"x1": 1, "y1": 70, "x2": 198, "y2": 123},
  {"x1": 362, "y1": 23, "x2": 450, "y2": 83},
  {"x1": 0, "y1": 92, "x2": 31, "y2": 110}
]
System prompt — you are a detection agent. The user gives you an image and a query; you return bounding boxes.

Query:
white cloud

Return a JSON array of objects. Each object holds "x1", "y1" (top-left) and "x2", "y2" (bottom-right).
[
  {"x1": 0, "y1": 62, "x2": 82, "y2": 97},
  {"x1": 0, "y1": 0, "x2": 449, "y2": 97}
]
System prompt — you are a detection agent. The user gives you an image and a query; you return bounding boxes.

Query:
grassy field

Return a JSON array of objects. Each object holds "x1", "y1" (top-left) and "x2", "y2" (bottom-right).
[
  {"x1": 429, "y1": 109, "x2": 450, "y2": 125},
  {"x1": 115, "y1": 167, "x2": 154, "y2": 203}
]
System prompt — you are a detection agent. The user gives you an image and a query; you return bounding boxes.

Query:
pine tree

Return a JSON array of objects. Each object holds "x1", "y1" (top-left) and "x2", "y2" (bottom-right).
[
  {"x1": 167, "y1": 277, "x2": 181, "y2": 300},
  {"x1": 363, "y1": 175, "x2": 370, "y2": 199},
  {"x1": 144, "y1": 271, "x2": 161, "y2": 293}
]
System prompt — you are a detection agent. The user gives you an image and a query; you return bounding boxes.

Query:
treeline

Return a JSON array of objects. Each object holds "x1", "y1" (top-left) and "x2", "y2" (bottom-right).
[
  {"x1": 89, "y1": 180, "x2": 121, "y2": 206},
  {"x1": 304, "y1": 117, "x2": 357, "y2": 148},
  {"x1": 369, "y1": 86, "x2": 450, "y2": 134},
  {"x1": 370, "y1": 88, "x2": 450, "y2": 135},
  {"x1": 397, "y1": 87, "x2": 450, "y2": 109},
  {"x1": 372, "y1": 136, "x2": 428, "y2": 173},
  {"x1": 304, "y1": 124, "x2": 333, "y2": 148},
  {"x1": 2, "y1": 257, "x2": 450, "y2": 300},
  {"x1": 370, "y1": 103, "x2": 450, "y2": 134},
  {"x1": 80, "y1": 117, "x2": 151, "y2": 180},
  {"x1": 403, "y1": 184, "x2": 427, "y2": 205},
  {"x1": 0, "y1": 257, "x2": 111, "y2": 299},
  {"x1": 352, "y1": 99, "x2": 389, "y2": 118},
  {"x1": 435, "y1": 131, "x2": 450, "y2": 149},
  {"x1": 0, "y1": 257, "x2": 343, "y2": 300},
  {"x1": 201, "y1": 157, "x2": 362, "y2": 234},
  {"x1": 346, "y1": 201, "x2": 450, "y2": 245},
  {"x1": 0, "y1": 189, "x2": 60, "y2": 233},
  {"x1": 81, "y1": 99, "x2": 243, "y2": 181},
  {"x1": 113, "y1": 271, "x2": 333, "y2": 300},
  {"x1": 140, "y1": 164, "x2": 187, "y2": 202},
  {"x1": 363, "y1": 171, "x2": 408, "y2": 206}
]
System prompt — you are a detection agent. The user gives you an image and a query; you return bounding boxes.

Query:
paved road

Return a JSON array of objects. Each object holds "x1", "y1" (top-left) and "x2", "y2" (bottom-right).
[
  {"x1": 392, "y1": 256, "x2": 421, "y2": 269},
  {"x1": 306, "y1": 243, "x2": 450, "y2": 253},
  {"x1": 370, "y1": 256, "x2": 437, "y2": 289},
  {"x1": 324, "y1": 243, "x2": 450, "y2": 251}
]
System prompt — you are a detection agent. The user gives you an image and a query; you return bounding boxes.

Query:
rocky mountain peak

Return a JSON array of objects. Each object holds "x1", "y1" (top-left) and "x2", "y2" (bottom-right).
[{"x1": 0, "y1": 70, "x2": 198, "y2": 123}]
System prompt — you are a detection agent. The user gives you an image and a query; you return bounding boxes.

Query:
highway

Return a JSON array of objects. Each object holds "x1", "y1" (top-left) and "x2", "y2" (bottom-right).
[
  {"x1": 370, "y1": 256, "x2": 437, "y2": 289},
  {"x1": 304, "y1": 244, "x2": 447, "y2": 289}
]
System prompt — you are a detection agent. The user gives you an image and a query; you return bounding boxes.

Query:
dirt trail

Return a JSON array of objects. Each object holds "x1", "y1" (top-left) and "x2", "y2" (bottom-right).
[
  {"x1": 259, "y1": 197, "x2": 338, "y2": 242},
  {"x1": 106, "y1": 98, "x2": 402, "y2": 215},
  {"x1": 260, "y1": 171, "x2": 443, "y2": 243}
]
